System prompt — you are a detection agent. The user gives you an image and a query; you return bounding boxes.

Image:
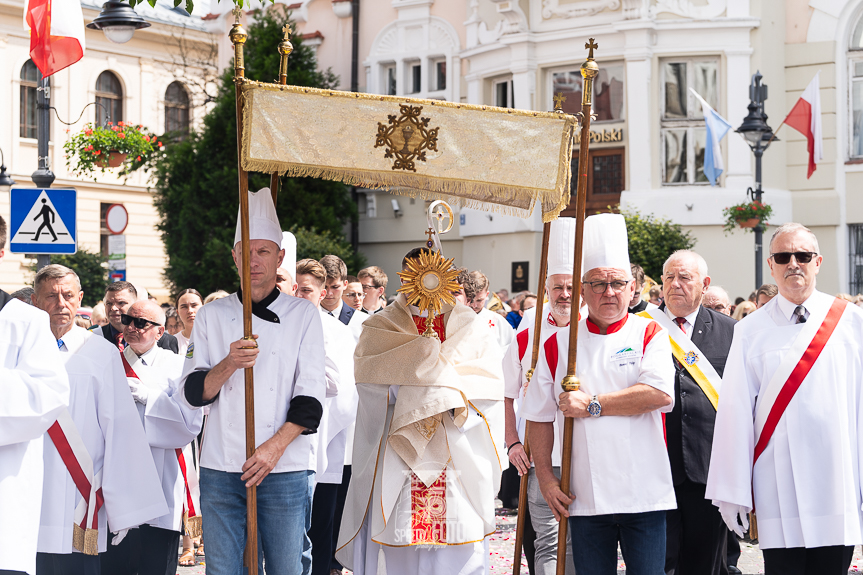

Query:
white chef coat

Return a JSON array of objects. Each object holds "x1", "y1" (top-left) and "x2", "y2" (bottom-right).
[
  {"x1": 0, "y1": 298, "x2": 69, "y2": 574},
  {"x1": 706, "y1": 291, "x2": 863, "y2": 549},
  {"x1": 316, "y1": 310, "x2": 358, "y2": 484},
  {"x1": 39, "y1": 326, "x2": 167, "y2": 553},
  {"x1": 126, "y1": 345, "x2": 203, "y2": 532},
  {"x1": 180, "y1": 292, "x2": 327, "y2": 474},
  {"x1": 521, "y1": 313, "x2": 676, "y2": 516},
  {"x1": 502, "y1": 302, "x2": 565, "y2": 467}
]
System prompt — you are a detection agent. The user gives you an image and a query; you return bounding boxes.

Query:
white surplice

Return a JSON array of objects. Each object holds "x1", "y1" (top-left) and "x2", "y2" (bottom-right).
[
  {"x1": 521, "y1": 313, "x2": 676, "y2": 516},
  {"x1": 125, "y1": 345, "x2": 202, "y2": 532},
  {"x1": 39, "y1": 326, "x2": 167, "y2": 553},
  {"x1": 478, "y1": 307, "x2": 515, "y2": 349},
  {"x1": 0, "y1": 298, "x2": 69, "y2": 574},
  {"x1": 705, "y1": 291, "x2": 863, "y2": 549}
]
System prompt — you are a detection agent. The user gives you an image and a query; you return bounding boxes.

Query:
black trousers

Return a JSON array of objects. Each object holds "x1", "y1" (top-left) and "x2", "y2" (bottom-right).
[
  {"x1": 310, "y1": 482, "x2": 340, "y2": 575},
  {"x1": 37, "y1": 552, "x2": 100, "y2": 575},
  {"x1": 99, "y1": 525, "x2": 180, "y2": 575},
  {"x1": 727, "y1": 530, "x2": 741, "y2": 568},
  {"x1": 665, "y1": 480, "x2": 728, "y2": 575},
  {"x1": 330, "y1": 465, "x2": 351, "y2": 571},
  {"x1": 762, "y1": 545, "x2": 854, "y2": 575}
]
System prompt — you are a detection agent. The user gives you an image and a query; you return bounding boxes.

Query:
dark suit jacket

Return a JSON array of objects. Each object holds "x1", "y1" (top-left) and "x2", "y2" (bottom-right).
[
  {"x1": 99, "y1": 323, "x2": 179, "y2": 354},
  {"x1": 660, "y1": 304, "x2": 736, "y2": 486},
  {"x1": 336, "y1": 300, "x2": 356, "y2": 326}
]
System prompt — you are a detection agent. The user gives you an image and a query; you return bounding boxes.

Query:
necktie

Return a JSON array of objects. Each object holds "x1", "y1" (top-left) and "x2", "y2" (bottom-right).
[
  {"x1": 57, "y1": 339, "x2": 64, "y2": 350},
  {"x1": 674, "y1": 317, "x2": 687, "y2": 334},
  {"x1": 793, "y1": 305, "x2": 807, "y2": 324},
  {"x1": 115, "y1": 332, "x2": 125, "y2": 351}
]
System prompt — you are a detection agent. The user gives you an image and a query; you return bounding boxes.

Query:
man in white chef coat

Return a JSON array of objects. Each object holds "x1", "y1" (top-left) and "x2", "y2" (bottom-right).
[
  {"x1": 504, "y1": 218, "x2": 575, "y2": 575},
  {"x1": 98, "y1": 299, "x2": 202, "y2": 575},
  {"x1": 31, "y1": 265, "x2": 167, "y2": 575},
  {"x1": 295, "y1": 258, "x2": 359, "y2": 575},
  {"x1": 706, "y1": 222, "x2": 863, "y2": 575},
  {"x1": 180, "y1": 188, "x2": 327, "y2": 575},
  {"x1": 0, "y1": 216, "x2": 70, "y2": 575},
  {"x1": 522, "y1": 213, "x2": 676, "y2": 575}
]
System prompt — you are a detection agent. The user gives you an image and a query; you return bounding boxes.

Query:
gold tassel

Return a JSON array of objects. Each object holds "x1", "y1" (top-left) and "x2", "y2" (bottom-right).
[
  {"x1": 185, "y1": 515, "x2": 203, "y2": 539},
  {"x1": 72, "y1": 523, "x2": 85, "y2": 552},
  {"x1": 748, "y1": 511, "x2": 758, "y2": 540},
  {"x1": 83, "y1": 528, "x2": 99, "y2": 556}
]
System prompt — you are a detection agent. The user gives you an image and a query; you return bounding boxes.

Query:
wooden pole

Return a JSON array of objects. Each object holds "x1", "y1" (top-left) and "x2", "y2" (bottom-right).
[
  {"x1": 269, "y1": 25, "x2": 294, "y2": 206},
  {"x1": 229, "y1": 9, "x2": 258, "y2": 575},
  {"x1": 555, "y1": 39, "x2": 599, "y2": 575},
  {"x1": 512, "y1": 221, "x2": 552, "y2": 575}
]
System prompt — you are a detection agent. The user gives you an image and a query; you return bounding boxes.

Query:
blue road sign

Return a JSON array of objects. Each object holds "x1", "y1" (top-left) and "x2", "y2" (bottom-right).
[{"x1": 9, "y1": 188, "x2": 77, "y2": 255}]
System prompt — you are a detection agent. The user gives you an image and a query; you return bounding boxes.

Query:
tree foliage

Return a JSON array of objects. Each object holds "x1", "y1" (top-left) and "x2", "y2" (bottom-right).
[
  {"x1": 38, "y1": 249, "x2": 108, "y2": 307},
  {"x1": 621, "y1": 207, "x2": 696, "y2": 281},
  {"x1": 151, "y1": 9, "x2": 358, "y2": 296}
]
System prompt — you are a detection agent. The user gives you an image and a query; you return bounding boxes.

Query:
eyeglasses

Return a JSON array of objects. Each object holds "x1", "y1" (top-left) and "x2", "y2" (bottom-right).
[
  {"x1": 120, "y1": 314, "x2": 162, "y2": 330},
  {"x1": 361, "y1": 284, "x2": 380, "y2": 291},
  {"x1": 769, "y1": 252, "x2": 817, "y2": 265},
  {"x1": 585, "y1": 280, "x2": 631, "y2": 294}
]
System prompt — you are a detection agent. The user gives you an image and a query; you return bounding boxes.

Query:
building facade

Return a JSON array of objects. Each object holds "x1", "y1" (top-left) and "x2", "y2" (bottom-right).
[{"x1": 0, "y1": 0, "x2": 211, "y2": 300}]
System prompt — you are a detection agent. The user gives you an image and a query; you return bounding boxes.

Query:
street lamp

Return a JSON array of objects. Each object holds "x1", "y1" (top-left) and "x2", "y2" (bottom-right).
[
  {"x1": 0, "y1": 148, "x2": 15, "y2": 194},
  {"x1": 86, "y1": 0, "x2": 151, "y2": 44},
  {"x1": 736, "y1": 70, "x2": 777, "y2": 289}
]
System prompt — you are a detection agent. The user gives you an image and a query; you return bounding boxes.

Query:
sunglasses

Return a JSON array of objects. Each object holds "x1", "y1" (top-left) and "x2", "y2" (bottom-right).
[
  {"x1": 769, "y1": 252, "x2": 817, "y2": 265},
  {"x1": 121, "y1": 313, "x2": 162, "y2": 330}
]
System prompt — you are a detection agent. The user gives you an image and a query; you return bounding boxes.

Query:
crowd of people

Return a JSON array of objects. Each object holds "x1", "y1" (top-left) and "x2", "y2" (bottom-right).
[{"x1": 4, "y1": 186, "x2": 863, "y2": 575}]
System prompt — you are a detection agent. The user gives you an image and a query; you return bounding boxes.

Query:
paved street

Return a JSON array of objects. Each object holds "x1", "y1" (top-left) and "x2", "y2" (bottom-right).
[{"x1": 177, "y1": 504, "x2": 863, "y2": 574}]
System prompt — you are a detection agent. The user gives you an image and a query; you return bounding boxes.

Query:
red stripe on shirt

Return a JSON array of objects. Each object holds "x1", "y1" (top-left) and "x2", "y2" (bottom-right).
[
  {"x1": 516, "y1": 328, "x2": 529, "y2": 362},
  {"x1": 544, "y1": 332, "x2": 559, "y2": 381},
  {"x1": 642, "y1": 320, "x2": 662, "y2": 353}
]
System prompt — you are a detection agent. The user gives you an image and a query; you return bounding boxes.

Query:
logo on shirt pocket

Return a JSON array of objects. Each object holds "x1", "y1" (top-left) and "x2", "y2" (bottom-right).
[{"x1": 609, "y1": 346, "x2": 640, "y2": 368}]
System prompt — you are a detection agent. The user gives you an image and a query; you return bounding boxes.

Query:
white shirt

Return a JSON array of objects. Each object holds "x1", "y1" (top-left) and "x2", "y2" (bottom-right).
[
  {"x1": 176, "y1": 331, "x2": 191, "y2": 357},
  {"x1": 180, "y1": 292, "x2": 327, "y2": 474},
  {"x1": 663, "y1": 306, "x2": 699, "y2": 335},
  {"x1": 502, "y1": 302, "x2": 566, "y2": 466},
  {"x1": 39, "y1": 326, "x2": 167, "y2": 553},
  {"x1": 126, "y1": 344, "x2": 202, "y2": 531},
  {"x1": 478, "y1": 307, "x2": 515, "y2": 349},
  {"x1": 522, "y1": 313, "x2": 676, "y2": 515},
  {"x1": 706, "y1": 290, "x2": 863, "y2": 549},
  {"x1": 0, "y1": 299, "x2": 69, "y2": 574}
]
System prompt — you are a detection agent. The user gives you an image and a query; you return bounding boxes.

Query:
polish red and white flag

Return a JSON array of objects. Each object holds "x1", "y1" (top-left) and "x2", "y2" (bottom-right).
[
  {"x1": 783, "y1": 71, "x2": 822, "y2": 179},
  {"x1": 25, "y1": 0, "x2": 86, "y2": 78}
]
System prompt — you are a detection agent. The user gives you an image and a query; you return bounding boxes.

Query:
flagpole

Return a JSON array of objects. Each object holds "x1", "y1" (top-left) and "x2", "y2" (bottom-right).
[
  {"x1": 764, "y1": 120, "x2": 785, "y2": 148},
  {"x1": 269, "y1": 25, "x2": 294, "y2": 206},
  {"x1": 555, "y1": 39, "x2": 598, "y2": 575},
  {"x1": 230, "y1": 9, "x2": 259, "y2": 575}
]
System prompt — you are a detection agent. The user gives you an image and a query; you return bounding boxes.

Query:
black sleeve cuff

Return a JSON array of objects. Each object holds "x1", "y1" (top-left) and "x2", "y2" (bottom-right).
[
  {"x1": 286, "y1": 395, "x2": 323, "y2": 435},
  {"x1": 184, "y1": 370, "x2": 219, "y2": 407}
]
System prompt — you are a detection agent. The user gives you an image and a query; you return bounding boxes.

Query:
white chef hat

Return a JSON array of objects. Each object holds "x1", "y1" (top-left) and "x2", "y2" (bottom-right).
[
  {"x1": 131, "y1": 282, "x2": 149, "y2": 301},
  {"x1": 547, "y1": 217, "x2": 577, "y2": 276},
  {"x1": 582, "y1": 213, "x2": 631, "y2": 276},
  {"x1": 281, "y1": 231, "x2": 297, "y2": 280},
  {"x1": 233, "y1": 188, "x2": 282, "y2": 248}
]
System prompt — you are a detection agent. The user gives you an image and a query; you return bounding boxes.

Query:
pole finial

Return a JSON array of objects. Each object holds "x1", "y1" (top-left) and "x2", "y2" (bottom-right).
[
  {"x1": 585, "y1": 38, "x2": 598, "y2": 60},
  {"x1": 553, "y1": 93, "x2": 566, "y2": 112},
  {"x1": 232, "y1": 5, "x2": 241, "y2": 24},
  {"x1": 282, "y1": 23, "x2": 292, "y2": 36}
]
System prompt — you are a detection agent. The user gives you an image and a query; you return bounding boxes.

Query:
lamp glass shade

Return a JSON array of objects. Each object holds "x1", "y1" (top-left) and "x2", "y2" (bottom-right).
[{"x1": 102, "y1": 26, "x2": 136, "y2": 43}]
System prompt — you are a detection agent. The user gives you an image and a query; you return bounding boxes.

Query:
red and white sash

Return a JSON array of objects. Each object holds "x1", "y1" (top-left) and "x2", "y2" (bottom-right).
[
  {"x1": 46, "y1": 410, "x2": 104, "y2": 555},
  {"x1": 121, "y1": 349, "x2": 202, "y2": 537},
  {"x1": 752, "y1": 297, "x2": 848, "y2": 464}
]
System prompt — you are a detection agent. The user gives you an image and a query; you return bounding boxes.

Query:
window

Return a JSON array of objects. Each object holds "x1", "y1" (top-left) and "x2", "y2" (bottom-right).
[
  {"x1": 409, "y1": 63, "x2": 421, "y2": 94},
  {"x1": 165, "y1": 82, "x2": 190, "y2": 136},
  {"x1": 494, "y1": 79, "x2": 513, "y2": 108},
  {"x1": 850, "y1": 15, "x2": 863, "y2": 157},
  {"x1": 563, "y1": 148, "x2": 625, "y2": 215},
  {"x1": 384, "y1": 65, "x2": 397, "y2": 96},
  {"x1": 660, "y1": 58, "x2": 718, "y2": 185},
  {"x1": 434, "y1": 60, "x2": 446, "y2": 91},
  {"x1": 552, "y1": 63, "x2": 625, "y2": 121},
  {"x1": 851, "y1": 224, "x2": 863, "y2": 295},
  {"x1": 20, "y1": 61, "x2": 43, "y2": 139},
  {"x1": 95, "y1": 71, "x2": 123, "y2": 127}
]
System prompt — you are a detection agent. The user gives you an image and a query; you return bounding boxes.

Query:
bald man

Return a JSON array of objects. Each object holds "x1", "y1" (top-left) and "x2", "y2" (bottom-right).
[
  {"x1": 100, "y1": 300, "x2": 202, "y2": 575},
  {"x1": 703, "y1": 286, "x2": 731, "y2": 316},
  {"x1": 277, "y1": 267, "x2": 298, "y2": 296}
]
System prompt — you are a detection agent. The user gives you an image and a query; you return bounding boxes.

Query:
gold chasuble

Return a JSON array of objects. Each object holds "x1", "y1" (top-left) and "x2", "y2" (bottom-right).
[{"x1": 336, "y1": 295, "x2": 504, "y2": 567}]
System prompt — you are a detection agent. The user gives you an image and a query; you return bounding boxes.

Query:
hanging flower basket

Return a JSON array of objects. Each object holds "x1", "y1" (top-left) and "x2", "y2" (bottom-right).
[
  {"x1": 722, "y1": 201, "x2": 773, "y2": 234},
  {"x1": 64, "y1": 122, "x2": 162, "y2": 179}
]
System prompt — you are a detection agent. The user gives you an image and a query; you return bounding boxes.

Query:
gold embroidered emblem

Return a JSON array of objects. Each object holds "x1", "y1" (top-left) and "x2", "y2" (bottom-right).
[
  {"x1": 375, "y1": 104, "x2": 440, "y2": 172},
  {"x1": 414, "y1": 415, "x2": 440, "y2": 440}
]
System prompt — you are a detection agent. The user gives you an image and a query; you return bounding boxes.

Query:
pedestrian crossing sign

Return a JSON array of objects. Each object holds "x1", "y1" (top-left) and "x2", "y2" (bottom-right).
[{"x1": 9, "y1": 188, "x2": 77, "y2": 254}]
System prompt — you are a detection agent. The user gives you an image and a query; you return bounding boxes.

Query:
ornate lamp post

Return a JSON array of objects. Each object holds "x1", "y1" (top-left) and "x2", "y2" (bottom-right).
[
  {"x1": 736, "y1": 71, "x2": 777, "y2": 289},
  {"x1": 86, "y1": 0, "x2": 151, "y2": 44},
  {"x1": 0, "y1": 148, "x2": 15, "y2": 194}
]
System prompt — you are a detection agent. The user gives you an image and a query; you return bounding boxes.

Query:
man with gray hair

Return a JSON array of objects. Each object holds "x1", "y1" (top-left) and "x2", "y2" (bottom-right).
[
  {"x1": 703, "y1": 286, "x2": 731, "y2": 316},
  {"x1": 98, "y1": 281, "x2": 179, "y2": 354},
  {"x1": 0, "y1": 216, "x2": 69, "y2": 575},
  {"x1": 100, "y1": 299, "x2": 202, "y2": 575},
  {"x1": 707, "y1": 223, "x2": 863, "y2": 575},
  {"x1": 637, "y1": 249, "x2": 737, "y2": 575},
  {"x1": 31, "y1": 265, "x2": 166, "y2": 574}
]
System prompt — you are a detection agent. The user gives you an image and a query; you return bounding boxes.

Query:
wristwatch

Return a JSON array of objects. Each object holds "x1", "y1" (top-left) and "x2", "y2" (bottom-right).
[{"x1": 587, "y1": 395, "x2": 602, "y2": 417}]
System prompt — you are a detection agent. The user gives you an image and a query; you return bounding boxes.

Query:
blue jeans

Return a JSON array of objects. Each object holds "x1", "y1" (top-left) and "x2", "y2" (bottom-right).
[
  {"x1": 200, "y1": 467, "x2": 315, "y2": 575},
  {"x1": 568, "y1": 510, "x2": 666, "y2": 575}
]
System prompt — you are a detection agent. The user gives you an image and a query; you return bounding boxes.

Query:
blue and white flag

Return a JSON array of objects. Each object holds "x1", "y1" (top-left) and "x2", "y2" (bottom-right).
[{"x1": 690, "y1": 88, "x2": 732, "y2": 186}]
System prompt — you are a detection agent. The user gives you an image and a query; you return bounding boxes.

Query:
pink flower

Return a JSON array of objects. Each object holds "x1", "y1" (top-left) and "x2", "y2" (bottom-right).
[
  {"x1": 157, "y1": 141, "x2": 162, "y2": 147},
  {"x1": 93, "y1": 150, "x2": 101, "y2": 155},
  {"x1": 136, "y1": 156, "x2": 141, "y2": 162},
  {"x1": 118, "y1": 133, "x2": 125, "y2": 139},
  {"x1": 84, "y1": 129, "x2": 93, "y2": 136},
  {"x1": 118, "y1": 121, "x2": 125, "y2": 127}
]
